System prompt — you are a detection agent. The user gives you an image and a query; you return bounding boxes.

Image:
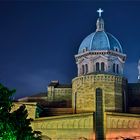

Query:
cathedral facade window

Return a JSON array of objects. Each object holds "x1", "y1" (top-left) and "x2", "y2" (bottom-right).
[
  {"x1": 82, "y1": 47, "x2": 88, "y2": 53},
  {"x1": 85, "y1": 64, "x2": 88, "y2": 73},
  {"x1": 116, "y1": 64, "x2": 119, "y2": 74},
  {"x1": 113, "y1": 63, "x2": 115, "y2": 73},
  {"x1": 95, "y1": 62, "x2": 105, "y2": 72},
  {"x1": 81, "y1": 64, "x2": 88, "y2": 75},
  {"x1": 96, "y1": 62, "x2": 100, "y2": 71},
  {"x1": 101, "y1": 62, "x2": 105, "y2": 71},
  {"x1": 114, "y1": 47, "x2": 119, "y2": 52},
  {"x1": 82, "y1": 65, "x2": 84, "y2": 74}
]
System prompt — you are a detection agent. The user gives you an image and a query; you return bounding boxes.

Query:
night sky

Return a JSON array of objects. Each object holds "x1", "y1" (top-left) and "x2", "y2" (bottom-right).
[{"x1": 0, "y1": 1, "x2": 140, "y2": 98}]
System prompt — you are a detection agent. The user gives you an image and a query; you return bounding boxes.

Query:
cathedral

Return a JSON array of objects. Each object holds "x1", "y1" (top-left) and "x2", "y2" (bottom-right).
[{"x1": 15, "y1": 9, "x2": 140, "y2": 140}]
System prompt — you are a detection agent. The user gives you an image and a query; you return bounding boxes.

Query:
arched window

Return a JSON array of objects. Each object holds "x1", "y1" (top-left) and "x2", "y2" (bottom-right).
[
  {"x1": 82, "y1": 65, "x2": 84, "y2": 74},
  {"x1": 85, "y1": 64, "x2": 88, "y2": 74},
  {"x1": 101, "y1": 62, "x2": 105, "y2": 71},
  {"x1": 83, "y1": 48, "x2": 86, "y2": 53},
  {"x1": 83, "y1": 47, "x2": 88, "y2": 53},
  {"x1": 116, "y1": 64, "x2": 119, "y2": 74},
  {"x1": 113, "y1": 63, "x2": 115, "y2": 73},
  {"x1": 96, "y1": 62, "x2": 100, "y2": 72},
  {"x1": 114, "y1": 47, "x2": 119, "y2": 52}
]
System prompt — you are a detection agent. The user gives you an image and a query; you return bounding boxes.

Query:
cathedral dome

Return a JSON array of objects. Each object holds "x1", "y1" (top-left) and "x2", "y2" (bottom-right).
[
  {"x1": 78, "y1": 31, "x2": 123, "y2": 54},
  {"x1": 76, "y1": 9, "x2": 126, "y2": 77}
]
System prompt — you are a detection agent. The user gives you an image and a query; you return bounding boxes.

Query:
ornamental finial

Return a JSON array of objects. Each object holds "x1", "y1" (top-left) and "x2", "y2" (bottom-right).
[
  {"x1": 97, "y1": 8, "x2": 103, "y2": 17},
  {"x1": 96, "y1": 8, "x2": 104, "y2": 31}
]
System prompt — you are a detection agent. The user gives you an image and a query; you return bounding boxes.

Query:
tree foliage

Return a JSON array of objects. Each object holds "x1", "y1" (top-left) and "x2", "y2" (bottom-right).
[{"x1": 0, "y1": 83, "x2": 41, "y2": 140}]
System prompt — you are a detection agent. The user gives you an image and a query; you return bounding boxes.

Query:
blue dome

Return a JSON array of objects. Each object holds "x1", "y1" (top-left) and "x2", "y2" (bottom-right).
[{"x1": 78, "y1": 31, "x2": 123, "y2": 54}]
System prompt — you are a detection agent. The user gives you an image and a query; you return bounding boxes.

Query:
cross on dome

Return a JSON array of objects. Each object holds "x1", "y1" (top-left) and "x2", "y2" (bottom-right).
[
  {"x1": 96, "y1": 8, "x2": 104, "y2": 31},
  {"x1": 97, "y1": 8, "x2": 103, "y2": 17}
]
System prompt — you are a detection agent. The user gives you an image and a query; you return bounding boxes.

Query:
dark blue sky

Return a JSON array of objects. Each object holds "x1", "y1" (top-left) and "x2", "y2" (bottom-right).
[{"x1": 0, "y1": 1, "x2": 140, "y2": 98}]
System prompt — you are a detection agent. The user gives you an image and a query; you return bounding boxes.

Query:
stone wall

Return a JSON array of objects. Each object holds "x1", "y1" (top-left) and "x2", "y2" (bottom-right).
[
  {"x1": 31, "y1": 113, "x2": 94, "y2": 140},
  {"x1": 53, "y1": 88, "x2": 72, "y2": 101},
  {"x1": 12, "y1": 102, "x2": 37, "y2": 119},
  {"x1": 48, "y1": 87, "x2": 72, "y2": 102},
  {"x1": 106, "y1": 112, "x2": 140, "y2": 139},
  {"x1": 72, "y1": 74, "x2": 127, "y2": 113},
  {"x1": 31, "y1": 111, "x2": 140, "y2": 140}
]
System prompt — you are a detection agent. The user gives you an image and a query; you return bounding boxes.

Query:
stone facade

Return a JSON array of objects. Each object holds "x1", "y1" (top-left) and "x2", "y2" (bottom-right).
[
  {"x1": 11, "y1": 102, "x2": 38, "y2": 119},
  {"x1": 72, "y1": 73, "x2": 127, "y2": 113},
  {"x1": 75, "y1": 51, "x2": 126, "y2": 76},
  {"x1": 47, "y1": 81, "x2": 72, "y2": 105},
  {"x1": 31, "y1": 112, "x2": 140, "y2": 140},
  {"x1": 106, "y1": 112, "x2": 140, "y2": 139},
  {"x1": 31, "y1": 113, "x2": 94, "y2": 140}
]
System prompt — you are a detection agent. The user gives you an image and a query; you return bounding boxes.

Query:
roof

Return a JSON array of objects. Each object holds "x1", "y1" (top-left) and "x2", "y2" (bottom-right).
[
  {"x1": 56, "y1": 84, "x2": 72, "y2": 88},
  {"x1": 48, "y1": 81, "x2": 72, "y2": 88},
  {"x1": 30, "y1": 92, "x2": 47, "y2": 97},
  {"x1": 78, "y1": 31, "x2": 123, "y2": 54}
]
